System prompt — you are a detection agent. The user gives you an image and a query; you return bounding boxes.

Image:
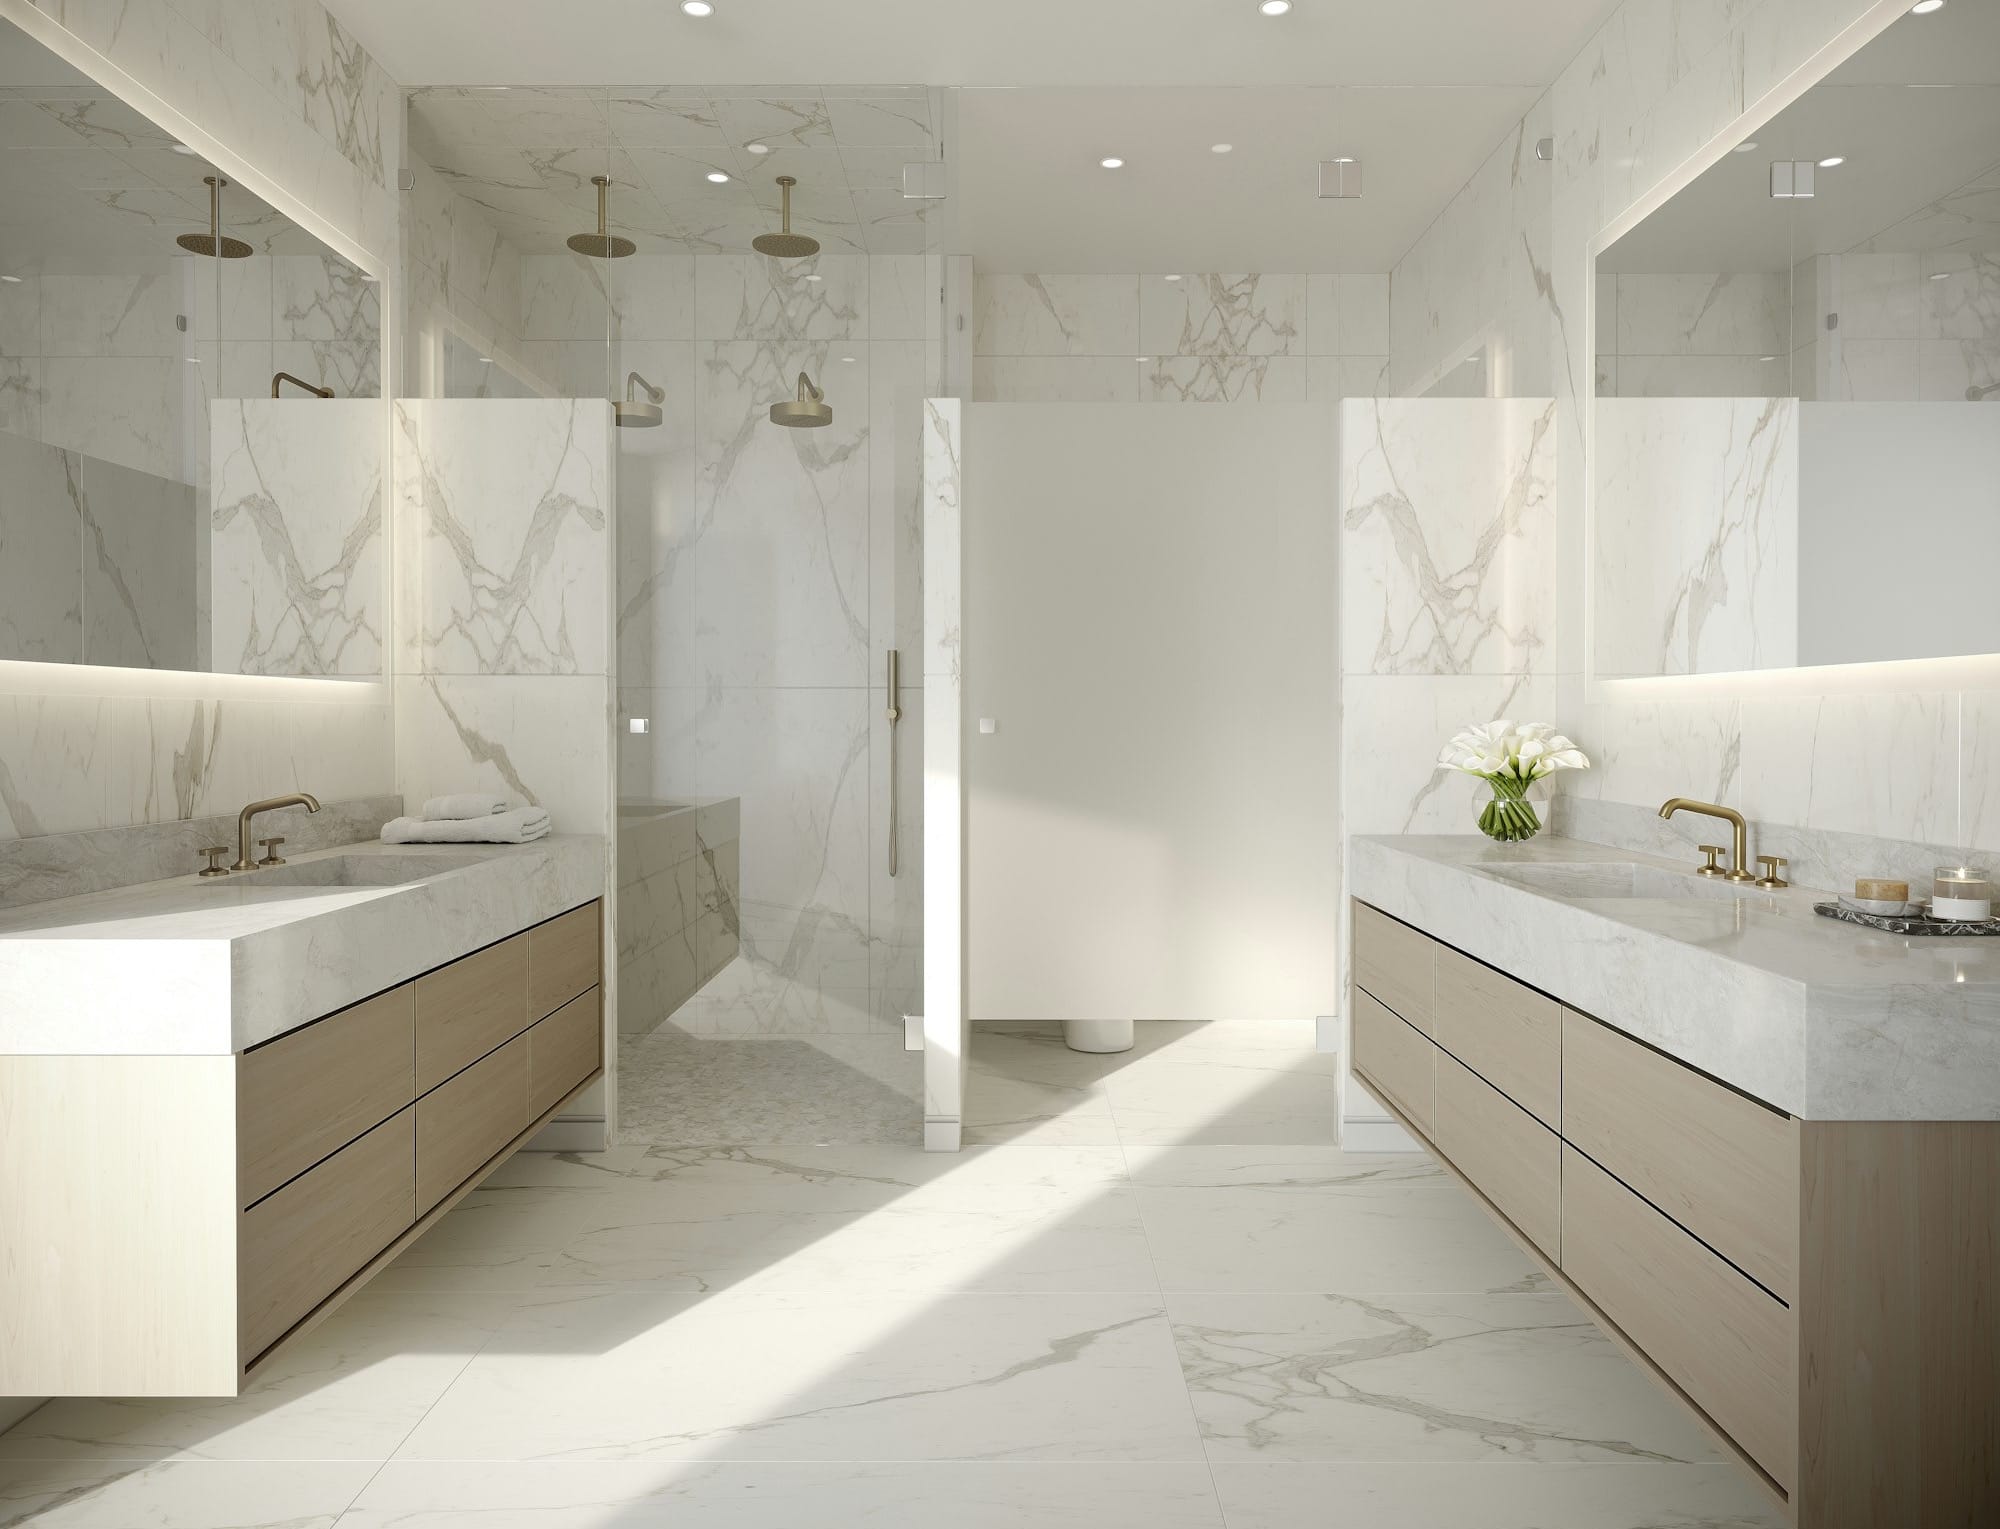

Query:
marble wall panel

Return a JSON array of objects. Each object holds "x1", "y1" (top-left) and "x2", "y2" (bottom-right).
[
  {"x1": 78, "y1": 452, "x2": 198, "y2": 671},
  {"x1": 40, "y1": 355, "x2": 181, "y2": 481},
  {"x1": 1308, "y1": 274, "x2": 1391, "y2": 356},
  {"x1": 1340, "y1": 397, "x2": 1560, "y2": 678},
  {"x1": 209, "y1": 398, "x2": 382, "y2": 677},
  {"x1": 974, "y1": 275, "x2": 1139, "y2": 357},
  {"x1": 394, "y1": 673, "x2": 611, "y2": 838},
  {"x1": 1610, "y1": 272, "x2": 1789, "y2": 358},
  {"x1": 1141, "y1": 356, "x2": 1307, "y2": 403},
  {"x1": 395, "y1": 398, "x2": 613, "y2": 677},
  {"x1": 1593, "y1": 397, "x2": 1798, "y2": 677},
  {"x1": 1139, "y1": 273, "x2": 1304, "y2": 358},
  {"x1": 972, "y1": 356, "x2": 1138, "y2": 402},
  {"x1": 695, "y1": 252, "x2": 866, "y2": 342},
  {"x1": 0, "y1": 429, "x2": 82, "y2": 664}
]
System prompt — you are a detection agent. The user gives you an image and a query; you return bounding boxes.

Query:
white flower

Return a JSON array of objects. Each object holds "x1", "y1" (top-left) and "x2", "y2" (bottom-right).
[{"x1": 1437, "y1": 720, "x2": 1590, "y2": 783}]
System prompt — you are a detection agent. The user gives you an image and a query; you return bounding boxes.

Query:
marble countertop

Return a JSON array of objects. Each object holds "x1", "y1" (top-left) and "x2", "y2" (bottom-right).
[
  {"x1": 0, "y1": 835, "x2": 605, "y2": 1055},
  {"x1": 1350, "y1": 834, "x2": 2000, "y2": 1121}
]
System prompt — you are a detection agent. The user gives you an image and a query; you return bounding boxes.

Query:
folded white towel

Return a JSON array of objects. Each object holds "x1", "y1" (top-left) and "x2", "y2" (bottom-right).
[
  {"x1": 420, "y1": 792, "x2": 510, "y2": 821},
  {"x1": 381, "y1": 807, "x2": 551, "y2": 845}
]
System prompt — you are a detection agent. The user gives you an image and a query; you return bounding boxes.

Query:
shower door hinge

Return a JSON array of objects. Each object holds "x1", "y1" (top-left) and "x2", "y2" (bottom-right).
[{"x1": 397, "y1": 167, "x2": 416, "y2": 192}]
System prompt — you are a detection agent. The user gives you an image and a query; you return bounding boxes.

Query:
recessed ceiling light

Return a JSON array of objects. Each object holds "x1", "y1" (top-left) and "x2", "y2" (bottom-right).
[
  {"x1": 1929, "y1": 270, "x2": 1951, "y2": 280},
  {"x1": 706, "y1": 170, "x2": 730, "y2": 183},
  {"x1": 804, "y1": 273, "x2": 824, "y2": 282},
  {"x1": 841, "y1": 355, "x2": 857, "y2": 363},
  {"x1": 1734, "y1": 140, "x2": 1758, "y2": 153},
  {"x1": 478, "y1": 355, "x2": 494, "y2": 364},
  {"x1": 681, "y1": 1, "x2": 714, "y2": 15},
  {"x1": 1817, "y1": 155, "x2": 1845, "y2": 168},
  {"x1": 1259, "y1": 0, "x2": 1293, "y2": 13},
  {"x1": 171, "y1": 143, "x2": 200, "y2": 156},
  {"x1": 1911, "y1": 0, "x2": 1945, "y2": 13},
  {"x1": 1136, "y1": 356, "x2": 1152, "y2": 363},
  {"x1": 746, "y1": 142, "x2": 771, "y2": 155},
  {"x1": 1211, "y1": 143, "x2": 1233, "y2": 154},
  {"x1": 1759, "y1": 354, "x2": 1778, "y2": 362},
  {"x1": 1100, "y1": 156, "x2": 1124, "y2": 169},
  {"x1": 1163, "y1": 274, "x2": 1182, "y2": 282},
  {"x1": 0, "y1": 274, "x2": 20, "y2": 284}
]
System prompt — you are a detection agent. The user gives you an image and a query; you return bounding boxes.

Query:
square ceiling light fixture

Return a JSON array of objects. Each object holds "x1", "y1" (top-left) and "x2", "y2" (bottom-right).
[
  {"x1": 1770, "y1": 160, "x2": 1816, "y2": 198},
  {"x1": 1318, "y1": 157, "x2": 1362, "y2": 199}
]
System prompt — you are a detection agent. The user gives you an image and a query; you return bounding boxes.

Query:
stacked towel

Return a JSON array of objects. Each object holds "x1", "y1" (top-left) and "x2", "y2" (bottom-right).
[
  {"x1": 420, "y1": 792, "x2": 510, "y2": 821},
  {"x1": 381, "y1": 806, "x2": 551, "y2": 845}
]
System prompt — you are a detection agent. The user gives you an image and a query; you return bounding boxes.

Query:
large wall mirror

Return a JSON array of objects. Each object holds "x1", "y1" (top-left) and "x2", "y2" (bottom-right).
[
  {"x1": 0, "y1": 17, "x2": 385, "y2": 678},
  {"x1": 1591, "y1": 0, "x2": 1998, "y2": 676}
]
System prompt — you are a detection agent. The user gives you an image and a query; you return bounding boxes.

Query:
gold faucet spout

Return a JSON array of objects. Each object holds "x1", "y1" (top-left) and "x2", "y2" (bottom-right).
[
  {"x1": 234, "y1": 792, "x2": 320, "y2": 872},
  {"x1": 1658, "y1": 796, "x2": 1754, "y2": 882}
]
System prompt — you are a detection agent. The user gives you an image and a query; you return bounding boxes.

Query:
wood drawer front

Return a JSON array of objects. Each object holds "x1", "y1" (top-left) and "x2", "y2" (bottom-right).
[
  {"x1": 237, "y1": 987, "x2": 416, "y2": 1208},
  {"x1": 1352, "y1": 902, "x2": 1434, "y2": 1033},
  {"x1": 1561, "y1": 1146, "x2": 1796, "y2": 1490},
  {"x1": 1352, "y1": 987, "x2": 1433, "y2": 1131},
  {"x1": 1433, "y1": 943, "x2": 1560, "y2": 1128},
  {"x1": 1562, "y1": 1010, "x2": 1798, "y2": 1302},
  {"x1": 416, "y1": 1031, "x2": 530, "y2": 1214},
  {"x1": 528, "y1": 902, "x2": 600, "y2": 1021},
  {"x1": 238, "y1": 1108, "x2": 415, "y2": 1364},
  {"x1": 530, "y1": 986, "x2": 602, "y2": 1120},
  {"x1": 415, "y1": 932, "x2": 530, "y2": 1092},
  {"x1": 1431, "y1": 1047, "x2": 1559, "y2": 1259}
]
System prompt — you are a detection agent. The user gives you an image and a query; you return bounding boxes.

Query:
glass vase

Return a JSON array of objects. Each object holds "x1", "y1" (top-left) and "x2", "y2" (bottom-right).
[{"x1": 1478, "y1": 774, "x2": 1542, "y2": 843}]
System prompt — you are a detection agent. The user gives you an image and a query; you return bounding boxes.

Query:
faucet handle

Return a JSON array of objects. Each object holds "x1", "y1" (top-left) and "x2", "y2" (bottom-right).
[
  {"x1": 196, "y1": 845, "x2": 230, "y2": 877},
  {"x1": 258, "y1": 836, "x2": 287, "y2": 867},
  {"x1": 1695, "y1": 845, "x2": 1726, "y2": 878},
  {"x1": 1755, "y1": 854, "x2": 1789, "y2": 890}
]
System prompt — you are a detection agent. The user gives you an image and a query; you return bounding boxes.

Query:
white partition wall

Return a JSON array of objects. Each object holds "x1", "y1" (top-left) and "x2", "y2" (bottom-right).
[
  {"x1": 950, "y1": 403, "x2": 1339, "y2": 1060},
  {"x1": 921, "y1": 399, "x2": 965, "y2": 1150}
]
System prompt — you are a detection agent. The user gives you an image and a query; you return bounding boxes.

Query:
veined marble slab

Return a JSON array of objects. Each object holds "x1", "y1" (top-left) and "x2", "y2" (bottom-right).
[
  {"x1": 0, "y1": 834, "x2": 604, "y2": 1056},
  {"x1": 1350, "y1": 833, "x2": 2000, "y2": 1122}
]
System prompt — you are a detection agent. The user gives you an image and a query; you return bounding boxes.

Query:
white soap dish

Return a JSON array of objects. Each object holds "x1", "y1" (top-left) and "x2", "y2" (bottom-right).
[{"x1": 1838, "y1": 893, "x2": 1919, "y2": 917}]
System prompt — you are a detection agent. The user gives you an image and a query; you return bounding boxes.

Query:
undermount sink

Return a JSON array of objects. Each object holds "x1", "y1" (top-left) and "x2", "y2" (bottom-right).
[
  {"x1": 1481, "y1": 861, "x2": 1761, "y2": 901},
  {"x1": 214, "y1": 854, "x2": 467, "y2": 889}
]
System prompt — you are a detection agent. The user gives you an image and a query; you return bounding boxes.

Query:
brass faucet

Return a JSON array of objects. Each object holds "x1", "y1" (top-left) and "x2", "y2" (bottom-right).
[
  {"x1": 1658, "y1": 797, "x2": 1756, "y2": 883},
  {"x1": 233, "y1": 793, "x2": 320, "y2": 872}
]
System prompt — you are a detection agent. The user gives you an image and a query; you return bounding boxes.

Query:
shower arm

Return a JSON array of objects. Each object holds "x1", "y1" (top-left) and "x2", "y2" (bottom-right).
[
  {"x1": 626, "y1": 371, "x2": 664, "y2": 404},
  {"x1": 271, "y1": 372, "x2": 333, "y2": 398},
  {"x1": 795, "y1": 372, "x2": 822, "y2": 403}
]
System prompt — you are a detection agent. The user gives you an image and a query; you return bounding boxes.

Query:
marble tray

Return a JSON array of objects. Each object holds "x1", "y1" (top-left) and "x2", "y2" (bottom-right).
[{"x1": 1814, "y1": 902, "x2": 2000, "y2": 937}]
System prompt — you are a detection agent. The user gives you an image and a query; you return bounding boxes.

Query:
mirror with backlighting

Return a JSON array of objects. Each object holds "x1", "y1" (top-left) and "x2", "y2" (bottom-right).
[
  {"x1": 0, "y1": 17, "x2": 383, "y2": 677},
  {"x1": 1591, "y1": 0, "x2": 1998, "y2": 676}
]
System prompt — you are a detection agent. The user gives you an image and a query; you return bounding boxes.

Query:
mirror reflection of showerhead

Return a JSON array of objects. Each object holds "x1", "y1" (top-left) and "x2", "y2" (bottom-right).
[
  {"x1": 769, "y1": 370, "x2": 832, "y2": 428},
  {"x1": 177, "y1": 176, "x2": 253, "y2": 258},
  {"x1": 568, "y1": 176, "x2": 637, "y2": 259},
  {"x1": 751, "y1": 176, "x2": 820, "y2": 259},
  {"x1": 616, "y1": 371, "x2": 664, "y2": 428}
]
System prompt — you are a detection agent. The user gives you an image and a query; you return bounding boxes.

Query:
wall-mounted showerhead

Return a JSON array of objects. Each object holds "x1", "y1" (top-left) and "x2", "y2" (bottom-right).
[
  {"x1": 177, "y1": 176, "x2": 252, "y2": 258},
  {"x1": 751, "y1": 176, "x2": 820, "y2": 259},
  {"x1": 568, "y1": 176, "x2": 637, "y2": 259},
  {"x1": 769, "y1": 370, "x2": 832, "y2": 428},
  {"x1": 617, "y1": 371, "x2": 664, "y2": 428}
]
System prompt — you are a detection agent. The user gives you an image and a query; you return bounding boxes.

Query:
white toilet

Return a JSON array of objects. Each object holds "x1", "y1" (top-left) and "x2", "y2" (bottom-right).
[{"x1": 1063, "y1": 1019, "x2": 1135, "y2": 1053}]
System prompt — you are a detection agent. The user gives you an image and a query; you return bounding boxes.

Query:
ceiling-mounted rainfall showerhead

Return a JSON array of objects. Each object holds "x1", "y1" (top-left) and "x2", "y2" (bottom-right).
[
  {"x1": 177, "y1": 176, "x2": 253, "y2": 258},
  {"x1": 751, "y1": 176, "x2": 820, "y2": 259},
  {"x1": 617, "y1": 371, "x2": 664, "y2": 428},
  {"x1": 770, "y1": 370, "x2": 832, "y2": 428},
  {"x1": 568, "y1": 176, "x2": 637, "y2": 259}
]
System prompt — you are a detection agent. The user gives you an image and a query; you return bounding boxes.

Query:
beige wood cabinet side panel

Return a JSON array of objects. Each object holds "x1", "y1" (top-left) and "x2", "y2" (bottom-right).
[
  {"x1": 1561, "y1": 1009, "x2": 1797, "y2": 1302},
  {"x1": 1433, "y1": 943, "x2": 1560, "y2": 1127},
  {"x1": 527, "y1": 901, "x2": 601, "y2": 1022},
  {"x1": 1351, "y1": 987, "x2": 1433, "y2": 1131},
  {"x1": 417, "y1": 1033, "x2": 531, "y2": 1213},
  {"x1": 1351, "y1": 901, "x2": 1435, "y2": 1033},
  {"x1": 415, "y1": 931, "x2": 530, "y2": 1092},
  {"x1": 529, "y1": 986, "x2": 603, "y2": 1119},
  {"x1": 0, "y1": 1056, "x2": 240, "y2": 1396},
  {"x1": 1431, "y1": 1047, "x2": 1560, "y2": 1259},
  {"x1": 1561, "y1": 1146, "x2": 1796, "y2": 1491},
  {"x1": 1796, "y1": 1121, "x2": 2000, "y2": 1529},
  {"x1": 237, "y1": 986, "x2": 416, "y2": 1207},
  {"x1": 238, "y1": 1107, "x2": 415, "y2": 1363}
]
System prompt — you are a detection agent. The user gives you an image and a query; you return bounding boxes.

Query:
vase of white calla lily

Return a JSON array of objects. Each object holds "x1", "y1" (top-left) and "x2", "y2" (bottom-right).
[{"x1": 1436, "y1": 720, "x2": 1591, "y2": 843}]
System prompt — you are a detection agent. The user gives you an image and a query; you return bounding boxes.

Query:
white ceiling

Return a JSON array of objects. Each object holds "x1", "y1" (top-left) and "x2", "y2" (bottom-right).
[
  {"x1": 327, "y1": 0, "x2": 1626, "y2": 91},
  {"x1": 959, "y1": 86, "x2": 1540, "y2": 272},
  {"x1": 408, "y1": 86, "x2": 935, "y2": 254}
]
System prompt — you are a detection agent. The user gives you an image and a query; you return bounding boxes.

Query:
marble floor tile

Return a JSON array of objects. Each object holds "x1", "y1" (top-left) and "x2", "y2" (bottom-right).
[
  {"x1": 339, "y1": 1461, "x2": 1228, "y2": 1528},
  {"x1": 393, "y1": 1289, "x2": 1205, "y2": 1462},
  {"x1": 1137, "y1": 1171, "x2": 1543, "y2": 1293},
  {"x1": 0, "y1": 1294, "x2": 514, "y2": 1463},
  {"x1": 617, "y1": 1032, "x2": 922, "y2": 1145},
  {"x1": 372, "y1": 1185, "x2": 607, "y2": 1294},
  {"x1": 537, "y1": 1144, "x2": 1157, "y2": 1294},
  {"x1": 1169, "y1": 1291, "x2": 1722, "y2": 1464},
  {"x1": 0, "y1": 1459, "x2": 375, "y2": 1529},
  {"x1": 1206, "y1": 1463, "x2": 1785, "y2": 1527},
  {"x1": 1120, "y1": 1145, "x2": 1448, "y2": 1192}
]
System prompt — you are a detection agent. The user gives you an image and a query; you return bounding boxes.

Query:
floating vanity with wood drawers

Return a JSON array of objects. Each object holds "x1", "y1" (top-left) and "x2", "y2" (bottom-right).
[
  {"x1": 1348, "y1": 835, "x2": 2000, "y2": 1529},
  {"x1": 0, "y1": 836, "x2": 606, "y2": 1397}
]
